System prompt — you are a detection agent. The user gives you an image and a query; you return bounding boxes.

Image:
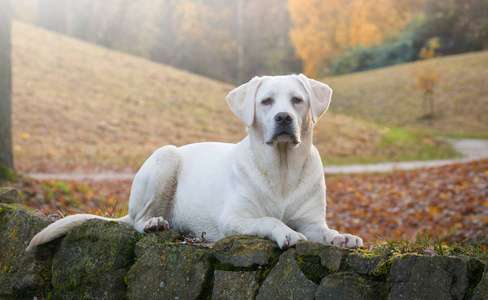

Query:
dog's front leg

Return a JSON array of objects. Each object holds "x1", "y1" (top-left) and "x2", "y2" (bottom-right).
[
  {"x1": 221, "y1": 217, "x2": 307, "y2": 249},
  {"x1": 298, "y1": 222, "x2": 363, "y2": 249}
]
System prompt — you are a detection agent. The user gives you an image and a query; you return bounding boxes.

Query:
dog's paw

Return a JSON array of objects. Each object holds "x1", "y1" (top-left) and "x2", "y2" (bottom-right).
[
  {"x1": 330, "y1": 233, "x2": 363, "y2": 249},
  {"x1": 275, "y1": 231, "x2": 307, "y2": 250},
  {"x1": 143, "y1": 217, "x2": 170, "y2": 233}
]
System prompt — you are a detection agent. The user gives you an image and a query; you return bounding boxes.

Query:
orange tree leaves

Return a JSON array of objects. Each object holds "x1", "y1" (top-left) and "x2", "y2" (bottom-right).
[{"x1": 288, "y1": 0, "x2": 414, "y2": 77}]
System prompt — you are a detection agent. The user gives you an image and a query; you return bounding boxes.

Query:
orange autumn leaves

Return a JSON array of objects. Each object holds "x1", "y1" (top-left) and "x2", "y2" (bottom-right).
[
  {"x1": 326, "y1": 160, "x2": 488, "y2": 244},
  {"x1": 288, "y1": 0, "x2": 420, "y2": 77}
]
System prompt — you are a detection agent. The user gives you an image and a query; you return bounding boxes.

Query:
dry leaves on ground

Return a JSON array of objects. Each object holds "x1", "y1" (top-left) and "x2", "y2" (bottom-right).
[{"x1": 326, "y1": 159, "x2": 488, "y2": 245}]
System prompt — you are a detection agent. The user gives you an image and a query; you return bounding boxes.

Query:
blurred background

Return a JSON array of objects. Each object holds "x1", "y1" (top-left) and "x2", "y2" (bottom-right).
[
  {"x1": 1, "y1": 0, "x2": 487, "y2": 245},
  {"x1": 12, "y1": 0, "x2": 487, "y2": 83}
]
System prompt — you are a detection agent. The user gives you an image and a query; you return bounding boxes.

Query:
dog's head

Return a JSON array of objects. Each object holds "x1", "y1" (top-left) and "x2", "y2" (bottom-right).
[{"x1": 226, "y1": 74, "x2": 332, "y2": 147}]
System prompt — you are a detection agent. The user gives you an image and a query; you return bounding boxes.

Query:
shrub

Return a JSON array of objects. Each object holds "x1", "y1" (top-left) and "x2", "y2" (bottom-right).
[{"x1": 331, "y1": 39, "x2": 417, "y2": 75}]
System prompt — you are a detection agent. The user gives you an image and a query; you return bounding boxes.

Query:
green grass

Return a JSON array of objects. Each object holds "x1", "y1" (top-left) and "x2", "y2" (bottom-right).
[
  {"x1": 368, "y1": 230, "x2": 488, "y2": 262},
  {"x1": 324, "y1": 51, "x2": 488, "y2": 136},
  {"x1": 323, "y1": 126, "x2": 458, "y2": 165}
]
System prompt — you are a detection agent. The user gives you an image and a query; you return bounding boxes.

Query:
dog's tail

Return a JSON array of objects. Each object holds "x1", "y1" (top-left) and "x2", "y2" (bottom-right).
[{"x1": 26, "y1": 214, "x2": 132, "y2": 251}]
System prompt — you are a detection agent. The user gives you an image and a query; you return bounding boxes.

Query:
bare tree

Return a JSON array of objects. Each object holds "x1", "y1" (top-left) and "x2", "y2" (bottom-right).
[{"x1": 0, "y1": 0, "x2": 13, "y2": 177}]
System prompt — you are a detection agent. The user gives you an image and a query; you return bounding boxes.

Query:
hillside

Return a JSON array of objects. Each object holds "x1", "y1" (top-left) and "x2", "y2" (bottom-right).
[
  {"x1": 325, "y1": 51, "x2": 488, "y2": 136},
  {"x1": 11, "y1": 21, "x2": 455, "y2": 173}
]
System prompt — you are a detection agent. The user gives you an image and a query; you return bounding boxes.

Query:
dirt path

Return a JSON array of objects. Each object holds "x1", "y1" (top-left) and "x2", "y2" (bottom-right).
[
  {"x1": 324, "y1": 138, "x2": 488, "y2": 174},
  {"x1": 27, "y1": 139, "x2": 488, "y2": 181}
]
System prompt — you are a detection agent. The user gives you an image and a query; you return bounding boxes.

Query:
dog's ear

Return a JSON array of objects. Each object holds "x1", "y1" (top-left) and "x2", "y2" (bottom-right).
[
  {"x1": 297, "y1": 74, "x2": 332, "y2": 124},
  {"x1": 226, "y1": 76, "x2": 262, "y2": 127}
]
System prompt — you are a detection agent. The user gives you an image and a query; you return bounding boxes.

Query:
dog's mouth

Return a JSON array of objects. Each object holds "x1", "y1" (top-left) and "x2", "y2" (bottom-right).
[{"x1": 266, "y1": 130, "x2": 300, "y2": 146}]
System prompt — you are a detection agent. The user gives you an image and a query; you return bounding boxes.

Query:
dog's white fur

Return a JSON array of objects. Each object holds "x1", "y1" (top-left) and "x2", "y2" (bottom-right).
[{"x1": 27, "y1": 74, "x2": 363, "y2": 251}]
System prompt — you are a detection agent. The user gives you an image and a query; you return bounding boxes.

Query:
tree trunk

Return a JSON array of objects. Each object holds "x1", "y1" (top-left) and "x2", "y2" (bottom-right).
[
  {"x1": 430, "y1": 90, "x2": 435, "y2": 117},
  {"x1": 0, "y1": 0, "x2": 13, "y2": 171}
]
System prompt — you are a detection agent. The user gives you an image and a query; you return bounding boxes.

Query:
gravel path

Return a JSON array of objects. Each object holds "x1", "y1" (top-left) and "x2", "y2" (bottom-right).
[
  {"x1": 324, "y1": 138, "x2": 488, "y2": 174},
  {"x1": 27, "y1": 139, "x2": 488, "y2": 181}
]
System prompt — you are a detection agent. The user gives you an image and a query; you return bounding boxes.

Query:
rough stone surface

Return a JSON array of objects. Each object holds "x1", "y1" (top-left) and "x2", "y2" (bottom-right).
[
  {"x1": 472, "y1": 263, "x2": 488, "y2": 300},
  {"x1": 213, "y1": 235, "x2": 279, "y2": 267},
  {"x1": 388, "y1": 254, "x2": 481, "y2": 300},
  {"x1": 256, "y1": 249, "x2": 317, "y2": 300},
  {"x1": 344, "y1": 252, "x2": 392, "y2": 277},
  {"x1": 51, "y1": 219, "x2": 142, "y2": 299},
  {"x1": 0, "y1": 187, "x2": 19, "y2": 204},
  {"x1": 2, "y1": 203, "x2": 488, "y2": 299},
  {"x1": 134, "y1": 229, "x2": 182, "y2": 257},
  {"x1": 316, "y1": 272, "x2": 384, "y2": 300},
  {"x1": 0, "y1": 203, "x2": 54, "y2": 298},
  {"x1": 213, "y1": 270, "x2": 261, "y2": 300},
  {"x1": 296, "y1": 240, "x2": 352, "y2": 271},
  {"x1": 127, "y1": 243, "x2": 213, "y2": 299}
]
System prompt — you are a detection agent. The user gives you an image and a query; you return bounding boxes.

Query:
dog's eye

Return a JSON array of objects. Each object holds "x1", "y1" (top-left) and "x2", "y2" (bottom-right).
[
  {"x1": 261, "y1": 98, "x2": 272, "y2": 106},
  {"x1": 292, "y1": 97, "x2": 303, "y2": 104}
]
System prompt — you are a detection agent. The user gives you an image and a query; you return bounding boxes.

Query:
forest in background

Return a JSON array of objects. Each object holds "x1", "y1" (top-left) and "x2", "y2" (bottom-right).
[{"x1": 12, "y1": 0, "x2": 488, "y2": 84}]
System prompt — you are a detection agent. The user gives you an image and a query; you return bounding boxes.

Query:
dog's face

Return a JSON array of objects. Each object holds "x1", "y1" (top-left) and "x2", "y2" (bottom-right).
[
  {"x1": 254, "y1": 76, "x2": 309, "y2": 146},
  {"x1": 227, "y1": 74, "x2": 333, "y2": 147}
]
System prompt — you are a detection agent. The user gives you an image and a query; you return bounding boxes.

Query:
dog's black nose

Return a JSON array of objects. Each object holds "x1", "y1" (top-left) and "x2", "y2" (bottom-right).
[{"x1": 275, "y1": 112, "x2": 293, "y2": 126}]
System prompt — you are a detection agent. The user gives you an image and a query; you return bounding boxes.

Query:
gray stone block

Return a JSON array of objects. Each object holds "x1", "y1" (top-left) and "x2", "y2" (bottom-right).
[
  {"x1": 0, "y1": 187, "x2": 19, "y2": 204},
  {"x1": 0, "y1": 203, "x2": 53, "y2": 298},
  {"x1": 256, "y1": 249, "x2": 317, "y2": 300},
  {"x1": 213, "y1": 270, "x2": 261, "y2": 300},
  {"x1": 472, "y1": 263, "x2": 488, "y2": 300},
  {"x1": 316, "y1": 272, "x2": 384, "y2": 300},
  {"x1": 213, "y1": 235, "x2": 279, "y2": 267},
  {"x1": 296, "y1": 240, "x2": 352, "y2": 271},
  {"x1": 388, "y1": 254, "x2": 483, "y2": 300},
  {"x1": 126, "y1": 243, "x2": 212, "y2": 299},
  {"x1": 51, "y1": 219, "x2": 142, "y2": 299}
]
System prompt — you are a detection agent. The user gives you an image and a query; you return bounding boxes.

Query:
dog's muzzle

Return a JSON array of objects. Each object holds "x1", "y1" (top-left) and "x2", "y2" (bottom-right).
[{"x1": 266, "y1": 112, "x2": 300, "y2": 145}]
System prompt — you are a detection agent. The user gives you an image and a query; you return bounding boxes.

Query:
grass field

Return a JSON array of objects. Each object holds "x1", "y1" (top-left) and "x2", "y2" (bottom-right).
[
  {"x1": 11, "y1": 21, "x2": 457, "y2": 174},
  {"x1": 325, "y1": 51, "x2": 488, "y2": 137}
]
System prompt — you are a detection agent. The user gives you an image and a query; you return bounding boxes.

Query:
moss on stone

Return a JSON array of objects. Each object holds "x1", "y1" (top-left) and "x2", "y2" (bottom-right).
[
  {"x1": 256, "y1": 250, "x2": 317, "y2": 300},
  {"x1": 0, "y1": 188, "x2": 19, "y2": 204},
  {"x1": 295, "y1": 254, "x2": 329, "y2": 285},
  {"x1": 374, "y1": 253, "x2": 402, "y2": 277},
  {"x1": 51, "y1": 219, "x2": 141, "y2": 299},
  {"x1": 257, "y1": 246, "x2": 282, "y2": 286},
  {"x1": 466, "y1": 258, "x2": 486, "y2": 295},
  {"x1": 196, "y1": 255, "x2": 217, "y2": 300},
  {"x1": 133, "y1": 230, "x2": 182, "y2": 258},
  {"x1": 0, "y1": 203, "x2": 53, "y2": 298},
  {"x1": 127, "y1": 243, "x2": 213, "y2": 299},
  {"x1": 0, "y1": 165, "x2": 16, "y2": 183},
  {"x1": 124, "y1": 233, "x2": 143, "y2": 270},
  {"x1": 296, "y1": 240, "x2": 352, "y2": 272},
  {"x1": 213, "y1": 235, "x2": 280, "y2": 268},
  {"x1": 317, "y1": 272, "x2": 386, "y2": 300}
]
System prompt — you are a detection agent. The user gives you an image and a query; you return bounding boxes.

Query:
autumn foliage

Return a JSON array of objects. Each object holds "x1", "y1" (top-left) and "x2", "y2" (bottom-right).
[
  {"x1": 411, "y1": 37, "x2": 442, "y2": 118},
  {"x1": 326, "y1": 159, "x2": 488, "y2": 244},
  {"x1": 288, "y1": 0, "x2": 416, "y2": 77}
]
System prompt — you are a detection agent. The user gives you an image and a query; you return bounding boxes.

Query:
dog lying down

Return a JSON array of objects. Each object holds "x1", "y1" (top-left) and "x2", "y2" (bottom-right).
[{"x1": 27, "y1": 74, "x2": 363, "y2": 251}]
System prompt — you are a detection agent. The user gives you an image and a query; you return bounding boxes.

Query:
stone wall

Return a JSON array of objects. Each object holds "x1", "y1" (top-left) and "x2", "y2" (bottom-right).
[{"x1": 1, "y1": 187, "x2": 487, "y2": 300}]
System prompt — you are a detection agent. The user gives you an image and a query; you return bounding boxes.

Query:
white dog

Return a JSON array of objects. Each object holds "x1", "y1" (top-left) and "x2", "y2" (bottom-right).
[{"x1": 28, "y1": 74, "x2": 363, "y2": 250}]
